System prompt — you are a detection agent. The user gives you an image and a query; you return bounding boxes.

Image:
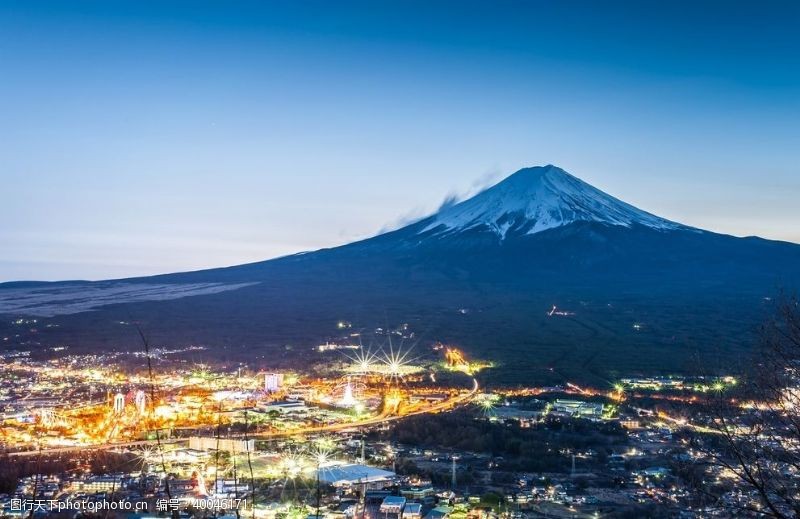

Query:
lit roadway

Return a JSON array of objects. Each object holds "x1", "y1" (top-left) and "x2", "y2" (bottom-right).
[
  {"x1": 629, "y1": 405, "x2": 721, "y2": 435},
  {"x1": 6, "y1": 378, "x2": 479, "y2": 458}
]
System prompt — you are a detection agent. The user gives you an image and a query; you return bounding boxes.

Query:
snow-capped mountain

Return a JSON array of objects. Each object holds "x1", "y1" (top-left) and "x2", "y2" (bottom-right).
[
  {"x1": 420, "y1": 165, "x2": 686, "y2": 239},
  {"x1": 2, "y1": 164, "x2": 800, "y2": 383}
]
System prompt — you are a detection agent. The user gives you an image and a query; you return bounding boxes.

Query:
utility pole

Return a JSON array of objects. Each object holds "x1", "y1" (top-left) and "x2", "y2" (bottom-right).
[
  {"x1": 358, "y1": 476, "x2": 367, "y2": 519},
  {"x1": 316, "y1": 458, "x2": 321, "y2": 519},
  {"x1": 451, "y1": 457, "x2": 458, "y2": 489}
]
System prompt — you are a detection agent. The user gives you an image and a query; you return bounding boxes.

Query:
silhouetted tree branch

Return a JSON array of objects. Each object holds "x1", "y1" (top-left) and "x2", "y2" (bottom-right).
[{"x1": 695, "y1": 295, "x2": 800, "y2": 518}]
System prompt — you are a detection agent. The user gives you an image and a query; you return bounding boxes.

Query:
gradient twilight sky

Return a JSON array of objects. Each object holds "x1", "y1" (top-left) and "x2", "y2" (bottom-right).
[{"x1": 1, "y1": 1, "x2": 799, "y2": 281}]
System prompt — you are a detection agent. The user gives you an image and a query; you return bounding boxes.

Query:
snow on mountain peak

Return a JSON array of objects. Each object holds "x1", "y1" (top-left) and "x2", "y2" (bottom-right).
[{"x1": 420, "y1": 165, "x2": 685, "y2": 238}]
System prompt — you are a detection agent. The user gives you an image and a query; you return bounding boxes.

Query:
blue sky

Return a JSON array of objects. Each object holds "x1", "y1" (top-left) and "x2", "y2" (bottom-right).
[{"x1": 1, "y1": 1, "x2": 799, "y2": 281}]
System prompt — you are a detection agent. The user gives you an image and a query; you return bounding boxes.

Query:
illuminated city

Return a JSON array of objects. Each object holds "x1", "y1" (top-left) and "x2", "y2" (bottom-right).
[
  {"x1": 0, "y1": 344, "x2": 480, "y2": 452},
  {"x1": 3, "y1": 333, "x2": 798, "y2": 518}
]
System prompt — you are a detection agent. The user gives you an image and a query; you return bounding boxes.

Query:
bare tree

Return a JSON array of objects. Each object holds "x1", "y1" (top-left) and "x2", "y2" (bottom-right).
[
  {"x1": 135, "y1": 323, "x2": 180, "y2": 519},
  {"x1": 694, "y1": 296, "x2": 800, "y2": 517}
]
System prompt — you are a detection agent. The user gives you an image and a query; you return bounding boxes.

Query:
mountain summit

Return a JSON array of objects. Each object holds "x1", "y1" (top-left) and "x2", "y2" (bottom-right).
[{"x1": 420, "y1": 165, "x2": 685, "y2": 239}]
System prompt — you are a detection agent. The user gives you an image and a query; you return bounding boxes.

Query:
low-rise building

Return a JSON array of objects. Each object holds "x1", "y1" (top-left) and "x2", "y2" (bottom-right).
[{"x1": 552, "y1": 399, "x2": 604, "y2": 419}]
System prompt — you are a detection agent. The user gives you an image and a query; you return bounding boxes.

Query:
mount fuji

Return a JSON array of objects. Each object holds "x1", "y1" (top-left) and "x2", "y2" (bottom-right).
[
  {"x1": 419, "y1": 165, "x2": 686, "y2": 238},
  {"x1": 2, "y1": 165, "x2": 799, "y2": 383}
]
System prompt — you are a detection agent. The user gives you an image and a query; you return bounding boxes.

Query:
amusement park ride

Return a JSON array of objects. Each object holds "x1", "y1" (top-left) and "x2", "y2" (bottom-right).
[
  {"x1": 445, "y1": 348, "x2": 468, "y2": 369},
  {"x1": 443, "y1": 346, "x2": 491, "y2": 375}
]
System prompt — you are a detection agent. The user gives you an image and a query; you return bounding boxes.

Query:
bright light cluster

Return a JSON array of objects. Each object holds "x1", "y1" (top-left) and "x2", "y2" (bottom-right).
[{"x1": 344, "y1": 346, "x2": 421, "y2": 378}]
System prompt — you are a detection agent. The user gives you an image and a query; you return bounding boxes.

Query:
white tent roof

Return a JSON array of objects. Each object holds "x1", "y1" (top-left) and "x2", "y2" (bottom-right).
[{"x1": 317, "y1": 463, "x2": 395, "y2": 485}]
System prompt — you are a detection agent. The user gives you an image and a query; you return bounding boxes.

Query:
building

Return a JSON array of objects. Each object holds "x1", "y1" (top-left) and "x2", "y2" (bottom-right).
[
  {"x1": 75, "y1": 475, "x2": 124, "y2": 492},
  {"x1": 620, "y1": 418, "x2": 641, "y2": 429},
  {"x1": 641, "y1": 467, "x2": 670, "y2": 478},
  {"x1": 493, "y1": 406, "x2": 544, "y2": 422},
  {"x1": 134, "y1": 390, "x2": 147, "y2": 415},
  {"x1": 212, "y1": 478, "x2": 250, "y2": 498},
  {"x1": 317, "y1": 463, "x2": 396, "y2": 488},
  {"x1": 166, "y1": 448, "x2": 211, "y2": 463},
  {"x1": 401, "y1": 486, "x2": 435, "y2": 500},
  {"x1": 169, "y1": 479, "x2": 196, "y2": 493},
  {"x1": 552, "y1": 399, "x2": 604, "y2": 419},
  {"x1": 403, "y1": 503, "x2": 423, "y2": 519},
  {"x1": 423, "y1": 506, "x2": 452, "y2": 519},
  {"x1": 259, "y1": 400, "x2": 308, "y2": 414},
  {"x1": 188, "y1": 436, "x2": 255, "y2": 453},
  {"x1": 379, "y1": 496, "x2": 406, "y2": 516},
  {"x1": 265, "y1": 373, "x2": 284, "y2": 392},
  {"x1": 113, "y1": 392, "x2": 125, "y2": 414}
]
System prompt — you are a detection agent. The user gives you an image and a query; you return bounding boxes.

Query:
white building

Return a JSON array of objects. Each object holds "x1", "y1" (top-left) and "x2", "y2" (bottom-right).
[
  {"x1": 317, "y1": 463, "x2": 396, "y2": 488},
  {"x1": 259, "y1": 400, "x2": 308, "y2": 414},
  {"x1": 113, "y1": 393, "x2": 125, "y2": 414},
  {"x1": 265, "y1": 373, "x2": 284, "y2": 392},
  {"x1": 188, "y1": 436, "x2": 255, "y2": 453},
  {"x1": 134, "y1": 390, "x2": 147, "y2": 415},
  {"x1": 552, "y1": 399, "x2": 604, "y2": 419},
  {"x1": 75, "y1": 475, "x2": 124, "y2": 492},
  {"x1": 380, "y1": 496, "x2": 406, "y2": 515}
]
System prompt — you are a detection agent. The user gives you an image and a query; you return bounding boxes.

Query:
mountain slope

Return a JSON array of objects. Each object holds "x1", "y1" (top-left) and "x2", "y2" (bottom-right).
[{"x1": 1, "y1": 165, "x2": 799, "y2": 384}]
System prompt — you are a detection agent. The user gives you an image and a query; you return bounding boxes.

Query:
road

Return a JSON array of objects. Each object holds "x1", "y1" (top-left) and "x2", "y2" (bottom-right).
[
  {"x1": 4, "y1": 438, "x2": 188, "y2": 457},
  {"x1": 6, "y1": 378, "x2": 479, "y2": 458},
  {"x1": 630, "y1": 405, "x2": 721, "y2": 435}
]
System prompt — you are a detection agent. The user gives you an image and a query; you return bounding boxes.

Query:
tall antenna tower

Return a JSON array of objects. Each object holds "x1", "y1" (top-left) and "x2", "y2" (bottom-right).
[{"x1": 571, "y1": 454, "x2": 576, "y2": 477}]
